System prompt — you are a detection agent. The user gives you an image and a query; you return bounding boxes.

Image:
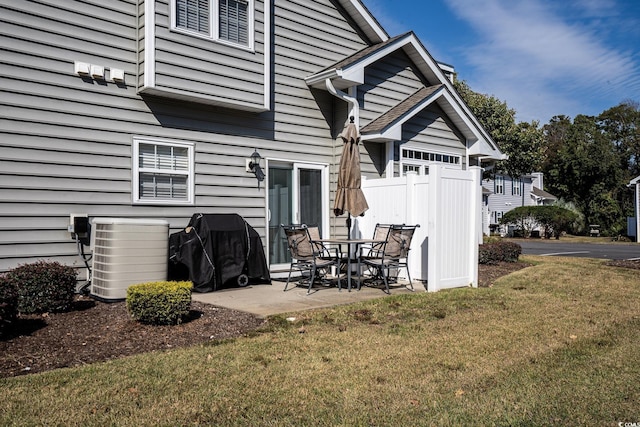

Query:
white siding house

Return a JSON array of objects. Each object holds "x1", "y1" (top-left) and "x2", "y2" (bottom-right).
[
  {"x1": 0, "y1": 0, "x2": 503, "y2": 282},
  {"x1": 482, "y1": 172, "x2": 557, "y2": 235}
]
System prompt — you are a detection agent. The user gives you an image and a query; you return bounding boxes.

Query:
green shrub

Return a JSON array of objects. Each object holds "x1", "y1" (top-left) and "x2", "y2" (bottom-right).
[
  {"x1": 0, "y1": 275, "x2": 19, "y2": 337},
  {"x1": 5, "y1": 261, "x2": 77, "y2": 314},
  {"x1": 126, "y1": 281, "x2": 192, "y2": 325},
  {"x1": 500, "y1": 205, "x2": 578, "y2": 239},
  {"x1": 479, "y1": 241, "x2": 522, "y2": 264}
]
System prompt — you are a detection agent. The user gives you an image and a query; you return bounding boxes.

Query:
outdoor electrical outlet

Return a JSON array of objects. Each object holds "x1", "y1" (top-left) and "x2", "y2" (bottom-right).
[
  {"x1": 245, "y1": 158, "x2": 253, "y2": 173},
  {"x1": 68, "y1": 213, "x2": 88, "y2": 234}
]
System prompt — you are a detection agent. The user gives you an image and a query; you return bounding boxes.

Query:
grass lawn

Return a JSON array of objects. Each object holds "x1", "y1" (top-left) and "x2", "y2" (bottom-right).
[{"x1": 2, "y1": 255, "x2": 639, "y2": 426}]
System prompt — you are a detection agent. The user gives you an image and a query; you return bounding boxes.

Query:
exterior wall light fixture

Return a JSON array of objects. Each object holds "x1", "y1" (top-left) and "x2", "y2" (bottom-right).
[{"x1": 247, "y1": 149, "x2": 265, "y2": 188}]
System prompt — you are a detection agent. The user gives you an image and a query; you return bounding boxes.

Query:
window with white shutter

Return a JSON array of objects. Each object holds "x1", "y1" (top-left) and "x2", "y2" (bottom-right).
[
  {"x1": 133, "y1": 139, "x2": 195, "y2": 205},
  {"x1": 172, "y1": 0, "x2": 253, "y2": 48},
  {"x1": 219, "y1": 0, "x2": 248, "y2": 45},
  {"x1": 176, "y1": 0, "x2": 210, "y2": 35}
]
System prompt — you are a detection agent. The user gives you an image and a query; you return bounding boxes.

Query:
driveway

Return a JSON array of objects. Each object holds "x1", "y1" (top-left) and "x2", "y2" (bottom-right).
[{"x1": 513, "y1": 239, "x2": 640, "y2": 260}]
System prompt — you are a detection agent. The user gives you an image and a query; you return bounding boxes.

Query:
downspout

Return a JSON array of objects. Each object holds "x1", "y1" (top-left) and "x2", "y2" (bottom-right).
[{"x1": 325, "y1": 78, "x2": 359, "y2": 127}]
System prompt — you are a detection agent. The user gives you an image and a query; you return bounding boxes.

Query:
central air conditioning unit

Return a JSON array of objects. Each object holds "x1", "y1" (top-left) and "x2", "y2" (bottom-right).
[{"x1": 90, "y1": 218, "x2": 169, "y2": 301}]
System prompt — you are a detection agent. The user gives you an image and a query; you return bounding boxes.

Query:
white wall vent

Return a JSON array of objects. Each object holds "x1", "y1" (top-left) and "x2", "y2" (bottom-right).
[{"x1": 90, "y1": 218, "x2": 169, "y2": 300}]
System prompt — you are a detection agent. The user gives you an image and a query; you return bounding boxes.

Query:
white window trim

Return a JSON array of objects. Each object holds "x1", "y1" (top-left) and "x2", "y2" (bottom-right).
[
  {"x1": 495, "y1": 175, "x2": 505, "y2": 195},
  {"x1": 170, "y1": 0, "x2": 255, "y2": 51},
  {"x1": 132, "y1": 137, "x2": 195, "y2": 205},
  {"x1": 400, "y1": 147, "x2": 462, "y2": 176},
  {"x1": 512, "y1": 177, "x2": 521, "y2": 196}
]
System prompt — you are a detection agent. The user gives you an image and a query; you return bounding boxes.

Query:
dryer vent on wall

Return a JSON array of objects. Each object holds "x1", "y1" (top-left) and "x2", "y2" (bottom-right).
[{"x1": 90, "y1": 218, "x2": 169, "y2": 301}]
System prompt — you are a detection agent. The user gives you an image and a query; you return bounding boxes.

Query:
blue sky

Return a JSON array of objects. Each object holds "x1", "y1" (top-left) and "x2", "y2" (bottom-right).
[{"x1": 362, "y1": 0, "x2": 640, "y2": 124}]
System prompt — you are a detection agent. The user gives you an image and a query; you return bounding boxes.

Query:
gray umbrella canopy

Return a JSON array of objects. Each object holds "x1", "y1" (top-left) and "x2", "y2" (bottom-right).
[{"x1": 333, "y1": 121, "x2": 369, "y2": 218}]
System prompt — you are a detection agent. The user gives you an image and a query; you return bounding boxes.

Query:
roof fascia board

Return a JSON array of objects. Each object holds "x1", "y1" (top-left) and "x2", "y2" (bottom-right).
[
  {"x1": 340, "y1": 33, "x2": 414, "y2": 79},
  {"x1": 337, "y1": 0, "x2": 389, "y2": 43}
]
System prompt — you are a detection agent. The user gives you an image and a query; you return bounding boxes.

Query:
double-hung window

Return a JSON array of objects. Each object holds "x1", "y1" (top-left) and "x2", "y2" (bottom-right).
[
  {"x1": 174, "y1": 0, "x2": 253, "y2": 48},
  {"x1": 495, "y1": 175, "x2": 504, "y2": 195},
  {"x1": 133, "y1": 139, "x2": 195, "y2": 205},
  {"x1": 512, "y1": 177, "x2": 521, "y2": 196}
]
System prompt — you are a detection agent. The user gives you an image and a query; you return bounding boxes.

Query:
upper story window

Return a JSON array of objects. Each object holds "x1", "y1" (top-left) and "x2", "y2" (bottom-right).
[
  {"x1": 495, "y1": 175, "x2": 504, "y2": 195},
  {"x1": 174, "y1": 0, "x2": 253, "y2": 48},
  {"x1": 512, "y1": 177, "x2": 521, "y2": 196},
  {"x1": 400, "y1": 148, "x2": 460, "y2": 176},
  {"x1": 176, "y1": 0, "x2": 210, "y2": 34},
  {"x1": 133, "y1": 138, "x2": 195, "y2": 205}
]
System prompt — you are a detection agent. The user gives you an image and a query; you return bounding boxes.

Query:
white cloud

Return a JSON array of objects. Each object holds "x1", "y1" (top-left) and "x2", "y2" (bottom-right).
[{"x1": 443, "y1": 0, "x2": 640, "y2": 122}]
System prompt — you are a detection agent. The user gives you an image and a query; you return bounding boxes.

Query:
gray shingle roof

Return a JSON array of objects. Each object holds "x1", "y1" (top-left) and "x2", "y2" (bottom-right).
[
  {"x1": 318, "y1": 33, "x2": 411, "y2": 74},
  {"x1": 532, "y1": 186, "x2": 557, "y2": 200},
  {"x1": 360, "y1": 85, "x2": 443, "y2": 134}
]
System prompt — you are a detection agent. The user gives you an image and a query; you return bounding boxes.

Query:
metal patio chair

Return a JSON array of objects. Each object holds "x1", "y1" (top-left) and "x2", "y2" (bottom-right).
[
  {"x1": 358, "y1": 224, "x2": 419, "y2": 294},
  {"x1": 281, "y1": 224, "x2": 339, "y2": 294}
]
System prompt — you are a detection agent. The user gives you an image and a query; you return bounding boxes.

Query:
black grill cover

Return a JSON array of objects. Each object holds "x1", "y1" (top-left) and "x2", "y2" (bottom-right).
[{"x1": 169, "y1": 214, "x2": 271, "y2": 292}]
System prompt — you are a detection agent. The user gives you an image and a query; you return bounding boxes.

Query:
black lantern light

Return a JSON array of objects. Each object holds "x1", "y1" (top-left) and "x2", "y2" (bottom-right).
[{"x1": 248, "y1": 149, "x2": 265, "y2": 188}]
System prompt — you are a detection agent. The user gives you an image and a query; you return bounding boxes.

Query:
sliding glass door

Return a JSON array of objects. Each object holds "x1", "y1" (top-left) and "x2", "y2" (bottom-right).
[{"x1": 268, "y1": 162, "x2": 328, "y2": 269}]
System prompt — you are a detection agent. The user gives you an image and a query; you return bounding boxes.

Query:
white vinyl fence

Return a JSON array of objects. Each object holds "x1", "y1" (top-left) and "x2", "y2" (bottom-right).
[{"x1": 356, "y1": 166, "x2": 482, "y2": 292}]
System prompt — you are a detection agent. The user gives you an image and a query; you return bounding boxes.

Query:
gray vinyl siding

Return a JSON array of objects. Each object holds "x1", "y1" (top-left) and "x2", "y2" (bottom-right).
[
  {"x1": 358, "y1": 51, "x2": 465, "y2": 177},
  {"x1": 146, "y1": 0, "x2": 266, "y2": 108},
  {"x1": 0, "y1": 0, "x2": 369, "y2": 271},
  {"x1": 402, "y1": 104, "x2": 466, "y2": 167},
  {"x1": 0, "y1": 0, "x2": 473, "y2": 271}
]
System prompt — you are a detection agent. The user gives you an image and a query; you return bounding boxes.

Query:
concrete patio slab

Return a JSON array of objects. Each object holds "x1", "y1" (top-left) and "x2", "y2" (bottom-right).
[{"x1": 191, "y1": 279, "x2": 424, "y2": 317}]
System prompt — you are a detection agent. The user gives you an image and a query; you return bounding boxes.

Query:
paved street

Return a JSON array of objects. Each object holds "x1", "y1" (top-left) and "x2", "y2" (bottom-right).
[{"x1": 512, "y1": 239, "x2": 640, "y2": 260}]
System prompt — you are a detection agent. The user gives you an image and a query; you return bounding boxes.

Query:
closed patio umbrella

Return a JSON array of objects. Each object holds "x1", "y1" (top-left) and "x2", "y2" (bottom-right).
[{"x1": 334, "y1": 117, "x2": 369, "y2": 238}]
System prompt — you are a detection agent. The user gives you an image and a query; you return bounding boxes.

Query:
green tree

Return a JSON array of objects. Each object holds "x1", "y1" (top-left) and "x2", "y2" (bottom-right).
[
  {"x1": 542, "y1": 115, "x2": 622, "y2": 234},
  {"x1": 597, "y1": 101, "x2": 639, "y2": 223},
  {"x1": 454, "y1": 79, "x2": 543, "y2": 177},
  {"x1": 598, "y1": 101, "x2": 640, "y2": 178}
]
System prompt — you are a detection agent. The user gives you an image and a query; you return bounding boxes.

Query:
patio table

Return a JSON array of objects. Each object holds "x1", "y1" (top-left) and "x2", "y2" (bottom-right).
[{"x1": 316, "y1": 238, "x2": 385, "y2": 291}]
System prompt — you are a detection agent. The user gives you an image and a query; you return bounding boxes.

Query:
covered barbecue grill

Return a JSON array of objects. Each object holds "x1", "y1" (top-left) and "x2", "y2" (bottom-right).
[{"x1": 169, "y1": 214, "x2": 271, "y2": 292}]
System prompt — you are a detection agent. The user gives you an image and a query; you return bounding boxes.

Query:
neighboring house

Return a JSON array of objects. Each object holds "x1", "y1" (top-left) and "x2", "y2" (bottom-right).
[
  {"x1": 629, "y1": 175, "x2": 640, "y2": 242},
  {"x1": 482, "y1": 172, "x2": 557, "y2": 235},
  {"x1": 0, "y1": 0, "x2": 503, "y2": 279}
]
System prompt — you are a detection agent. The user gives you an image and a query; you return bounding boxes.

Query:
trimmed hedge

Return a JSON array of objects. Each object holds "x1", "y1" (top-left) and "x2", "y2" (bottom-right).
[
  {"x1": 0, "y1": 275, "x2": 19, "y2": 337},
  {"x1": 479, "y1": 241, "x2": 522, "y2": 264},
  {"x1": 5, "y1": 261, "x2": 77, "y2": 314},
  {"x1": 126, "y1": 281, "x2": 193, "y2": 325}
]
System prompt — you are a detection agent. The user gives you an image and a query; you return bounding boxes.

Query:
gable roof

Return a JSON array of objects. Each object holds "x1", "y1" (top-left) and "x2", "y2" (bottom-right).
[
  {"x1": 532, "y1": 186, "x2": 557, "y2": 201},
  {"x1": 360, "y1": 85, "x2": 444, "y2": 141},
  {"x1": 305, "y1": 30, "x2": 504, "y2": 160}
]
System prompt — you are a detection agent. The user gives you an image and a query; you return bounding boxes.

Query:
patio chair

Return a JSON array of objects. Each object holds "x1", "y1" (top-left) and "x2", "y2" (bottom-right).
[
  {"x1": 358, "y1": 224, "x2": 419, "y2": 294},
  {"x1": 281, "y1": 224, "x2": 340, "y2": 294},
  {"x1": 360, "y1": 223, "x2": 394, "y2": 259}
]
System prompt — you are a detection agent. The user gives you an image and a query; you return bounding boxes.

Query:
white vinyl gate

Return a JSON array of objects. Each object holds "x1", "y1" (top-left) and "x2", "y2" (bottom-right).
[{"x1": 357, "y1": 166, "x2": 482, "y2": 292}]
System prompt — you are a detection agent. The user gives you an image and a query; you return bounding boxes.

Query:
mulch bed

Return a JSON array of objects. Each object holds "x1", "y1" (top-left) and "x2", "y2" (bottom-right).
[
  {"x1": 4, "y1": 259, "x2": 616, "y2": 379},
  {"x1": 0, "y1": 300, "x2": 265, "y2": 378}
]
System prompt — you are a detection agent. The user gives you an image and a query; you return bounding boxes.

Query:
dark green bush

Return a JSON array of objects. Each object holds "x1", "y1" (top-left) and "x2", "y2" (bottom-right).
[
  {"x1": 5, "y1": 261, "x2": 77, "y2": 314},
  {"x1": 126, "y1": 281, "x2": 192, "y2": 325},
  {"x1": 0, "y1": 275, "x2": 19, "y2": 337},
  {"x1": 479, "y1": 241, "x2": 522, "y2": 264}
]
